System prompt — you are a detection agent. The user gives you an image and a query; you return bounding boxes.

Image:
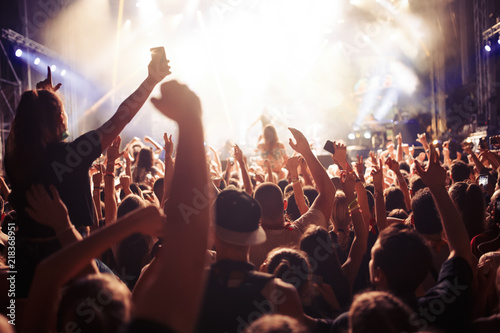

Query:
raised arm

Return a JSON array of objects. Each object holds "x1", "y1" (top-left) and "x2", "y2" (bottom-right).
[
  {"x1": 92, "y1": 171, "x2": 103, "y2": 221},
  {"x1": 104, "y1": 136, "x2": 123, "y2": 225},
  {"x1": 144, "y1": 135, "x2": 163, "y2": 154},
  {"x1": 288, "y1": 128, "x2": 335, "y2": 223},
  {"x1": 298, "y1": 156, "x2": 314, "y2": 187},
  {"x1": 96, "y1": 59, "x2": 170, "y2": 151},
  {"x1": 162, "y1": 132, "x2": 175, "y2": 208},
  {"x1": 234, "y1": 144, "x2": 253, "y2": 195},
  {"x1": 331, "y1": 141, "x2": 348, "y2": 171},
  {"x1": 286, "y1": 156, "x2": 308, "y2": 216},
  {"x1": 386, "y1": 157, "x2": 411, "y2": 212},
  {"x1": 340, "y1": 171, "x2": 368, "y2": 291},
  {"x1": 396, "y1": 133, "x2": 403, "y2": 162},
  {"x1": 0, "y1": 176, "x2": 11, "y2": 201},
  {"x1": 372, "y1": 158, "x2": 388, "y2": 232},
  {"x1": 20, "y1": 205, "x2": 163, "y2": 333},
  {"x1": 415, "y1": 144, "x2": 475, "y2": 271},
  {"x1": 133, "y1": 81, "x2": 210, "y2": 333},
  {"x1": 464, "y1": 145, "x2": 485, "y2": 174},
  {"x1": 417, "y1": 133, "x2": 430, "y2": 159}
]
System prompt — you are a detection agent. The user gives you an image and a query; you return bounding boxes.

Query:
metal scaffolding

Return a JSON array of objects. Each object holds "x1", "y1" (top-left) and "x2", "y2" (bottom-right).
[{"x1": 473, "y1": 0, "x2": 489, "y2": 127}]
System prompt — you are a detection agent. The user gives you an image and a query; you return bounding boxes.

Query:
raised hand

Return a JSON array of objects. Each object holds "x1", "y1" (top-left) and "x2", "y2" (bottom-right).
[
  {"x1": 163, "y1": 132, "x2": 174, "y2": 157},
  {"x1": 414, "y1": 143, "x2": 447, "y2": 190},
  {"x1": 396, "y1": 132, "x2": 402, "y2": 146},
  {"x1": 331, "y1": 141, "x2": 347, "y2": 169},
  {"x1": 148, "y1": 56, "x2": 171, "y2": 84},
  {"x1": 92, "y1": 171, "x2": 102, "y2": 189},
  {"x1": 36, "y1": 66, "x2": 62, "y2": 92},
  {"x1": 25, "y1": 184, "x2": 70, "y2": 230},
  {"x1": 355, "y1": 154, "x2": 364, "y2": 179},
  {"x1": 340, "y1": 169, "x2": 357, "y2": 196},
  {"x1": 151, "y1": 81, "x2": 201, "y2": 122},
  {"x1": 369, "y1": 151, "x2": 378, "y2": 166},
  {"x1": 107, "y1": 135, "x2": 124, "y2": 162},
  {"x1": 371, "y1": 158, "x2": 384, "y2": 193},
  {"x1": 120, "y1": 174, "x2": 131, "y2": 189},
  {"x1": 285, "y1": 155, "x2": 300, "y2": 173},
  {"x1": 234, "y1": 144, "x2": 244, "y2": 163},
  {"x1": 288, "y1": 127, "x2": 310, "y2": 155},
  {"x1": 417, "y1": 133, "x2": 428, "y2": 146},
  {"x1": 385, "y1": 156, "x2": 399, "y2": 173}
]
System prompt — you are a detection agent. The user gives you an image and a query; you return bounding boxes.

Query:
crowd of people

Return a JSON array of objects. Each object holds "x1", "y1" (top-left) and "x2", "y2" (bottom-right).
[{"x1": 0, "y1": 57, "x2": 499, "y2": 333}]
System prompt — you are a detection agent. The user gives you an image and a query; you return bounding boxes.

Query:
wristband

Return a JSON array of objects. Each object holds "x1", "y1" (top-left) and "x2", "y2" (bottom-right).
[
  {"x1": 349, "y1": 206, "x2": 361, "y2": 216},
  {"x1": 105, "y1": 172, "x2": 115, "y2": 177},
  {"x1": 291, "y1": 176, "x2": 299, "y2": 183},
  {"x1": 348, "y1": 198, "x2": 358, "y2": 209},
  {"x1": 349, "y1": 205, "x2": 360, "y2": 213}
]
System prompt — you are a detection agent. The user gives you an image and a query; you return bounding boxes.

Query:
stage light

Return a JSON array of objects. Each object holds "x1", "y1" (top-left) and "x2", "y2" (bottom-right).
[
  {"x1": 15, "y1": 49, "x2": 22, "y2": 57},
  {"x1": 51, "y1": 65, "x2": 57, "y2": 71},
  {"x1": 348, "y1": 133, "x2": 356, "y2": 140},
  {"x1": 34, "y1": 57, "x2": 41, "y2": 65},
  {"x1": 364, "y1": 131, "x2": 372, "y2": 139},
  {"x1": 485, "y1": 41, "x2": 492, "y2": 52},
  {"x1": 61, "y1": 69, "x2": 67, "y2": 76}
]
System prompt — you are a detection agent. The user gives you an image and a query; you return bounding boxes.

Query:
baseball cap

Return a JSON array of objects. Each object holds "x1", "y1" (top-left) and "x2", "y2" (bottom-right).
[{"x1": 215, "y1": 187, "x2": 266, "y2": 246}]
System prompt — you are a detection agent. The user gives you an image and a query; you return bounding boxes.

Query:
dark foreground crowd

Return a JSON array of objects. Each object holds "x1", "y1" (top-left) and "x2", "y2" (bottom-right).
[{"x1": 0, "y1": 59, "x2": 499, "y2": 333}]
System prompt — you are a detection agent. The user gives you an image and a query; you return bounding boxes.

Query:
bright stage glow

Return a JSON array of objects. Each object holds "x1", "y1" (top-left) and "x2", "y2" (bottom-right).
[
  {"x1": 363, "y1": 131, "x2": 372, "y2": 139},
  {"x1": 39, "y1": 0, "x2": 431, "y2": 149},
  {"x1": 51, "y1": 65, "x2": 57, "y2": 72},
  {"x1": 61, "y1": 69, "x2": 67, "y2": 76},
  {"x1": 348, "y1": 133, "x2": 356, "y2": 140},
  {"x1": 15, "y1": 49, "x2": 22, "y2": 57},
  {"x1": 34, "y1": 57, "x2": 40, "y2": 65}
]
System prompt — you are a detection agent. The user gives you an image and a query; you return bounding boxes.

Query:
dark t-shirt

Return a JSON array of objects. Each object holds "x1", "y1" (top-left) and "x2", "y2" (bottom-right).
[
  {"x1": 330, "y1": 256, "x2": 473, "y2": 333},
  {"x1": 10, "y1": 130, "x2": 102, "y2": 237},
  {"x1": 415, "y1": 256, "x2": 473, "y2": 332}
]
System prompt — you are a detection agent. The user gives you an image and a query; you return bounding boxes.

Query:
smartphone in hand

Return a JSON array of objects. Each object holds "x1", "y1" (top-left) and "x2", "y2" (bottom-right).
[
  {"x1": 324, "y1": 140, "x2": 335, "y2": 155},
  {"x1": 150, "y1": 47, "x2": 167, "y2": 62}
]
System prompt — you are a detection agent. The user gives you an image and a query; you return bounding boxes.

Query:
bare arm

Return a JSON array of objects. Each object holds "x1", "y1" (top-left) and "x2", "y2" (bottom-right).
[
  {"x1": 387, "y1": 157, "x2": 411, "y2": 212},
  {"x1": 415, "y1": 145, "x2": 476, "y2": 271},
  {"x1": 162, "y1": 133, "x2": 175, "y2": 208},
  {"x1": 372, "y1": 159, "x2": 388, "y2": 232},
  {"x1": 288, "y1": 128, "x2": 335, "y2": 223},
  {"x1": 286, "y1": 156, "x2": 308, "y2": 216},
  {"x1": 92, "y1": 172, "x2": 103, "y2": 221},
  {"x1": 20, "y1": 205, "x2": 163, "y2": 333},
  {"x1": 96, "y1": 60, "x2": 170, "y2": 151},
  {"x1": 395, "y1": 133, "x2": 403, "y2": 162},
  {"x1": 104, "y1": 136, "x2": 123, "y2": 225},
  {"x1": 133, "y1": 81, "x2": 210, "y2": 333},
  {"x1": 235, "y1": 144, "x2": 253, "y2": 195},
  {"x1": 264, "y1": 159, "x2": 275, "y2": 184},
  {"x1": 144, "y1": 135, "x2": 163, "y2": 154},
  {"x1": 340, "y1": 171, "x2": 368, "y2": 292},
  {"x1": 0, "y1": 176, "x2": 10, "y2": 201},
  {"x1": 299, "y1": 157, "x2": 314, "y2": 187}
]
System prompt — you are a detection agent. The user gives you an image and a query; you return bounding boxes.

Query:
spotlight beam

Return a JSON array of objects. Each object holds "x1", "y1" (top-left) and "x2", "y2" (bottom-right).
[{"x1": 196, "y1": 10, "x2": 233, "y2": 135}]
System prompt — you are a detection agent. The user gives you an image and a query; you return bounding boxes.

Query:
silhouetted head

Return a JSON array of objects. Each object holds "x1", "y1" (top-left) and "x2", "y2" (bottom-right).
[
  {"x1": 57, "y1": 274, "x2": 131, "y2": 333},
  {"x1": 370, "y1": 224, "x2": 432, "y2": 295},
  {"x1": 349, "y1": 291, "x2": 414, "y2": 333},
  {"x1": 254, "y1": 183, "x2": 284, "y2": 222},
  {"x1": 449, "y1": 181, "x2": 486, "y2": 240}
]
